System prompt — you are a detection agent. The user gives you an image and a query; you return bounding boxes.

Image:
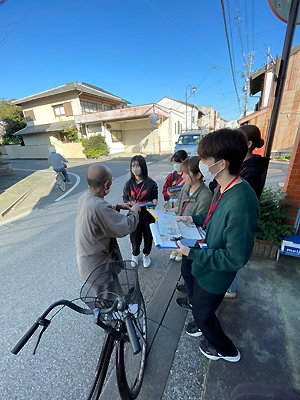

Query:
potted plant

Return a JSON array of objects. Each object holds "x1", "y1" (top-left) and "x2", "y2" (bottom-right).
[{"x1": 253, "y1": 187, "x2": 294, "y2": 258}]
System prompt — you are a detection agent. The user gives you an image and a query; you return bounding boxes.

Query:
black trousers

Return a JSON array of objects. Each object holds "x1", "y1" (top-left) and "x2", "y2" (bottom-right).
[
  {"x1": 130, "y1": 218, "x2": 153, "y2": 256},
  {"x1": 181, "y1": 255, "x2": 194, "y2": 302},
  {"x1": 192, "y1": 279, "x2": 237, "y2": 356}
]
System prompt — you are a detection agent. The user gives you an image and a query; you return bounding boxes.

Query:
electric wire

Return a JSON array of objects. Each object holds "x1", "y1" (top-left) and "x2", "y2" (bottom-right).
[
  {"x1": 226, "y1": 0, "x2": 236, "y2": 74},
  {"x1": 220, "y1": 0, "x2": 241, "y2": 114},
  {"x1": 0, "y1": 0, "x2": 41, "y2": 46}
]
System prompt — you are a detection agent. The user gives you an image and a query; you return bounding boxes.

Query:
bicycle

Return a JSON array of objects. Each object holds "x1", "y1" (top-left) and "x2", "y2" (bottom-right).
[
  {"x1": 55, "y1": 171, "x2": 66, "y2": 192},
  {"x1": 11, "y1": 261, "x2": 147, "y2": 400}
]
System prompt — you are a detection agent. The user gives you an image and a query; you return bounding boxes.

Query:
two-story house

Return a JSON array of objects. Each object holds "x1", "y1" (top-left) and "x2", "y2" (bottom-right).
[
  {"x1": 9, "y1": 82, "x2": 185, "y2": 158},
  {"x1": 9, "y1": 81, "x2": 129, "y2": 159}
]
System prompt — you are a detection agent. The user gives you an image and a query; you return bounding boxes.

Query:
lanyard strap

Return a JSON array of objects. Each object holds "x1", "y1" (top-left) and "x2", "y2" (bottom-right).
[
  {"x1": 180, "y1": 200, "x2": 190, "y2": 216},
  {"x1": 203, "y1": 175, "x2": 239, "y2": 228}
]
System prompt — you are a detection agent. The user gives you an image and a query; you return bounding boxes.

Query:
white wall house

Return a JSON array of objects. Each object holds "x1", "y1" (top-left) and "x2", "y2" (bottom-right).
[{"x1": 157, "y1": 96, "x2": 204, "y2": 132}]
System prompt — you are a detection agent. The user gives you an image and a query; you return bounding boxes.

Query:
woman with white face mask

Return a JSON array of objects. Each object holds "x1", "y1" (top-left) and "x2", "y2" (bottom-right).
[
  {"x1": 175, "y1": 128, "x2": 259, "y2": 363},
  {"x1": 162, "y1": 150, "x2": 188, "y2": 211},
  {"x1": 123, "y1": 155, "x2": 158, "y2": 269},
  {"x1": 166, "y1": 156, "x2": 212, "y2": 307}
]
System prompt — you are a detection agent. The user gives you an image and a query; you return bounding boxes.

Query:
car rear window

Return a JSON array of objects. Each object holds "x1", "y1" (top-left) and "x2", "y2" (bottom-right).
[{"x1": 178, "y1": 135, "x2": 201, "y2": 145}]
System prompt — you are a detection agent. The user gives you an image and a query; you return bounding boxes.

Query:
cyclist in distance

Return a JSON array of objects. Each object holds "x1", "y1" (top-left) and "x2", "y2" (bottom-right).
[{"x1": 48, "y1": 146, "x2": 72, "y2": 184}]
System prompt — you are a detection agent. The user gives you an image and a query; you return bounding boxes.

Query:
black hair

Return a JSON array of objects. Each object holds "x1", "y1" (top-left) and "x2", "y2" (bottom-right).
[
  {"x1": 130, "y1": 155, "x2": 148, "y2": 181},
  {"x1": 171, "y1": 150, "x2": 188, "y2": 163},
  {"x1": 198, "y1": 128, "x2": 248, "y2": 175}
]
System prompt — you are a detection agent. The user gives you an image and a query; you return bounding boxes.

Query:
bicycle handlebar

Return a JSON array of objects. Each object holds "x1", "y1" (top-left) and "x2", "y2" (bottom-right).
[
  {"x1": 11, "y1": 300, "x2": 94, "y2": 355},
  {"x1": 11, "y1": 321, "x2": 40, "y2": 354}
]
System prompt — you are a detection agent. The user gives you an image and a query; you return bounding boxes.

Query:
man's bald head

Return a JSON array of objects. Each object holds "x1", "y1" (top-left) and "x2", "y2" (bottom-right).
[{"x1": 87, "y1": 164, "x2": 112, "y2": 190}]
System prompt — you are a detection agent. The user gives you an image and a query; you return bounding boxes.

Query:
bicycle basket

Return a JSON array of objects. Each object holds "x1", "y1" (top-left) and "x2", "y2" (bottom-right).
[{"x1": 80, "y1": 260, "x2": 141, "y2": 315}]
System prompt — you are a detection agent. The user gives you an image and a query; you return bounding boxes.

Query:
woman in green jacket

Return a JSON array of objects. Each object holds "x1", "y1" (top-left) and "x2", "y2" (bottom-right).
[{"x1": 176, "y1": 128, "x2": 259, "y2": 363}]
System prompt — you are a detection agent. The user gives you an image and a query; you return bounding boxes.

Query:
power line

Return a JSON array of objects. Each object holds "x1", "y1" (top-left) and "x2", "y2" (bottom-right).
[
  {"x1": 0, "y1": 0, "x2": 9, "y2": 6},
  {"x1": 235, "y1": 5, "x2": 246, "y2": 70},
  {"x1": 0, "y1": 0, "x2": 41, "y2": 46},
  {"x1": 220, "y1": 0, "x2": 241, "y2": 114},
  {"x1": 226, "y1": 0, "x2": 236, "y2": 74}
]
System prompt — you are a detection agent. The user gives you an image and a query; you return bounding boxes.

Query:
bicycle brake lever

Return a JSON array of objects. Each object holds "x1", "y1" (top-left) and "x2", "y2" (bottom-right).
[{"x1": 32, "y1": 319, "x2": 51, "y2": 355}]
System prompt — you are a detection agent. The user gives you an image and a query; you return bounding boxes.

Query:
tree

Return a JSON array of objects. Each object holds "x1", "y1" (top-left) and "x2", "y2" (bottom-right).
[{"x1": 0, "y1": 99, "x2": 26, "y2": 145}]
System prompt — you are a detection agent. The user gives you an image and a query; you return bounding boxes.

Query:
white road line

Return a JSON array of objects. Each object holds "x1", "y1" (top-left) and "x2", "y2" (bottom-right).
[
  {"x1": 55, "y1": 172, "x2": 80, "y2": 202},
  {"x1": 13, "y1": 168, "x2": 53, "y2": 173}
]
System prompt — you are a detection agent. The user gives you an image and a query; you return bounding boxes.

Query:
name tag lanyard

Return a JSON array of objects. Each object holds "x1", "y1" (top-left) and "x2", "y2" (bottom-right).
[{"x1": 202, "y1": 175, "x2": 239, "y2": 229}]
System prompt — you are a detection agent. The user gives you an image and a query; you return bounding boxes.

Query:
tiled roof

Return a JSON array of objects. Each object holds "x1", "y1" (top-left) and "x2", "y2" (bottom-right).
[
  {"x1": 13, "y1": 120, "x2": 75, "y2": 136},
  {"x1": 12, "y1": 82, "x2": 130, "y2": 105}
]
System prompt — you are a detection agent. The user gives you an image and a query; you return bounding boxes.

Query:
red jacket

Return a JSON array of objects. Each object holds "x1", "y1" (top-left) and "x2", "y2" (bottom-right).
[{"x1": 162, "y1": 171, "x2": 183, "y2": 201}]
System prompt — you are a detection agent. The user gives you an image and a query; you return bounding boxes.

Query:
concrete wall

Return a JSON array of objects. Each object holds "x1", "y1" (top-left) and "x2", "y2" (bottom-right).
[
  {"x1": 5, "y1": 141, "x2": 86, "y2": 159},
  {"x1": 5, "y1": 144, "x2": 52, "y2": 159},
  {"x1": 22, "y1": 92, "x2": 81, "y2": 126}
]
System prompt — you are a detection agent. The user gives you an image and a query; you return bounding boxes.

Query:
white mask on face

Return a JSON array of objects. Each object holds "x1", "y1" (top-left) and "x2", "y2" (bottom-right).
[
  {"x1": 104, "y1": 188, "x2": 111, "y2": 196},
  {"x1": 132, "y1": 167, "x2": 141, "y2": 176},
  {"x1": 173, "y1": 163, "x2": 181, "y2": 172},
  {"x1": 199, "y1": 160, "x2": 222, "y2": 186}
]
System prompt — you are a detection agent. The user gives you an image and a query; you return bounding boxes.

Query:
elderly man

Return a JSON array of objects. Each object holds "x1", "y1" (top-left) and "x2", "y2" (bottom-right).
[{"x1": 75, "y1": 164, "x2": 140, "y2": 290}]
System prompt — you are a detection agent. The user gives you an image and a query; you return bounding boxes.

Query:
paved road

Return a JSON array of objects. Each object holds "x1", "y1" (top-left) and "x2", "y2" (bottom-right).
[{"x1": 9, "y1": 158, "x2": 140, "y2": 208}]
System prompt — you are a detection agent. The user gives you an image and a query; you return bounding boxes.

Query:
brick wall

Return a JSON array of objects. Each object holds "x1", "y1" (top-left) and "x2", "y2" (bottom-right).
[{"x1": 283, "y1": 122, "x2": 300, "y2": 233}]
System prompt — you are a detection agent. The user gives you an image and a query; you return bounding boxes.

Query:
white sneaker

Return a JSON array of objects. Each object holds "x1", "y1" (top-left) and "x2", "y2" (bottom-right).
[
  {"x1": 224, "y1": 291, "x2": 236, "y2": 299},
  {"x1": 131, "y1": 255, "x2": 139, "y2": 267},
  {"x1": 175, "y1": 254, "x2": 182, "y2": 262},
  {"x1": 142, "y1": 254, "x2": 151, "y2": 268},
  {"x1": 170, "y1": 251, "x2": 177, "y2": 260}
]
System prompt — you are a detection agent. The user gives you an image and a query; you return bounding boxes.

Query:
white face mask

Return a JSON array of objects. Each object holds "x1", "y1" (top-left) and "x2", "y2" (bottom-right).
[
  {"x1": 104, "y1": 188, "x2": 111, "y2": 196},
  {"x1": 173, "y1": 163, "x2": 181, "y2": 172},
  {"x1": 199, "y1": 160, "x2": 222, "y2": 186},
  {"x1": 132, "y1": 167, "x2": 141, "y2": 176}
]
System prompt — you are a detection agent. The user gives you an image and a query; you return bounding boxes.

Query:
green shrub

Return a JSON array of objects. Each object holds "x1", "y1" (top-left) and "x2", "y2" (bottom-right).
[
  {"x1": 2, "y1": 135, "x2": 21, "y2": 145},
  {"x1": 256, "y1": 187, "x2": 294, "y2": 244},
  {"x1": 274, "y1": 152, "x2": 291, "y2": 161},
  {"x1": 82, "y1": 134, "x2": 109, "y2": 158}
]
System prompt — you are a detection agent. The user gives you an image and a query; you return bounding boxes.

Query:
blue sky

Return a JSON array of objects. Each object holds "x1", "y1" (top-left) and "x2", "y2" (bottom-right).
[{"x1": 1, "y1": 0, "x2": 300, "y2": 121}]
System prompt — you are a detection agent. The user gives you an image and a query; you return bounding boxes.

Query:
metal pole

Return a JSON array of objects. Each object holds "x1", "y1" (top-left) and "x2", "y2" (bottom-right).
[{"x1": 264, "y1": 0, "x2": 300, "y2": 161}]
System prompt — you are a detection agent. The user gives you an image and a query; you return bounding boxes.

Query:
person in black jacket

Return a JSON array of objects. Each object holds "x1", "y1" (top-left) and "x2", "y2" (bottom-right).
[
  {"x1": 123, "y1": 155, "x2": 158, "y2": 268},
  {"x1": 237, "y1": 124, "x2": 269, "y2": 199},
  {"x1": 209, "y1": 125, "x2": 269, "y2": 198}
]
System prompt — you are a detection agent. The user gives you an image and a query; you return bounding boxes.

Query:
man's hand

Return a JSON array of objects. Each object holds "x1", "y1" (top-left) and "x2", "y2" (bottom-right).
[
  {"x1": 117, "y1": 203, "x2": 133, "y2": 211},
  {"x1": 132, "y1": 203, "x2": 141, "y2": 213},
  {"x1": 176, "y1": 241, "x2": 190, "y2": 256},
  {"x1": 175, "y1": 216, "x2": 193, "y2": 224}
]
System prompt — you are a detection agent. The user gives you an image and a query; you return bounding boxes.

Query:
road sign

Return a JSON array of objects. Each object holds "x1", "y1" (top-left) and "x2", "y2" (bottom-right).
[
  {"x1": 268, "y1": 0, "x2": 300, "y2": 24},
  {"x1": 148, "y1": 113, "x2": 160, "y2": 126}
]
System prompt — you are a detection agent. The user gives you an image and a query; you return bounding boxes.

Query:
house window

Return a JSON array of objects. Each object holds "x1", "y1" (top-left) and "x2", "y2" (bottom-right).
[
  {"x1": 23, "y1": 109, "x2": 35, "y2": 122},
  {"x1": 81, "y1": 101, "x2": 101, "y2": 114},
  {"x1": 104, "y1": 104, "x2": 113, "y2": 111},
  {"x1": 53, "y1": 104, "x2": 65, "y2": 116},
  {"x1": 87, "y1": 124, "x2": 102, "y2": 134},
  {"x1": 111, "y1": 130, "x2": 123, "y2": 143}
]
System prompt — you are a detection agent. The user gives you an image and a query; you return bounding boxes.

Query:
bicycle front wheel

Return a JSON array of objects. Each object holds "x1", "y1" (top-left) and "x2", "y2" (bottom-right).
[
  {"x1": 116, "y1": 296, "x2": 147, "y2": 400},
  {"x1": 56, "y1": 173, "x2": 66, "y2": 192}
]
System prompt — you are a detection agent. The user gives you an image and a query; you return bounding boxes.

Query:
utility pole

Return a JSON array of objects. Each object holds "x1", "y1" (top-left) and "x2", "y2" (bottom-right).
[
  {"x1": 264, "y1": 0, "x2": 300, "y2": 161},
  {"x1": 243, "y1": 51, "x2": 254, "y2": 117}
]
